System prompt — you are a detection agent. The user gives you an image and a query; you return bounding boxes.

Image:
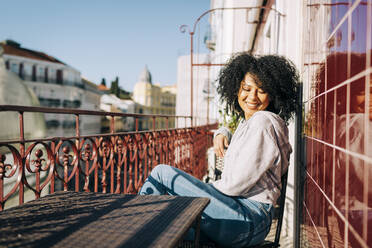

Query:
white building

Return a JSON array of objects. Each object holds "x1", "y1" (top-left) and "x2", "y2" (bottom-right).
[
  {"x1": 0, "y1": 46, "x2": 46, "y2": 141},
  {"x1": 100, "y1": 94, "x2": 136, "y2": 132},
  {"x1": 1, "y1": 40, "x2": 102, "y2": 137},
  {"x1": 176, "y1": 54, "x2": 218, "y2": 127}
]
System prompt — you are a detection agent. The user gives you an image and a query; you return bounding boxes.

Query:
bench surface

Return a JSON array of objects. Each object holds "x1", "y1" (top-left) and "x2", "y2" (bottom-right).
[{"x1": 0, "y1": 191, "x2": 210, "y2": 248}]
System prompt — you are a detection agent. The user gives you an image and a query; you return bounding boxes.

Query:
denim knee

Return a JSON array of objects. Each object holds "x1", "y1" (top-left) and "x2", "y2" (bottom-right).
[
  {"x1": 140, "y1": 164, "x2": 166, "y2": 195},
  {"x1": 151, "y1": 164, "x2": 170, "y2": 178}
]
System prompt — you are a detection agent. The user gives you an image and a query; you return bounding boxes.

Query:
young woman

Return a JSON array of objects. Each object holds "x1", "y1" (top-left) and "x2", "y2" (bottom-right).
[{"x1": 139, "y1": 53, "x2": 299, "y2": 247}]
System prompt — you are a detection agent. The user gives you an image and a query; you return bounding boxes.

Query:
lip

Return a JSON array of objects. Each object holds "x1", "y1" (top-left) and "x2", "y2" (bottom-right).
[{"x1": 245, "y1": 102, "x2": 260, "y2": 108}]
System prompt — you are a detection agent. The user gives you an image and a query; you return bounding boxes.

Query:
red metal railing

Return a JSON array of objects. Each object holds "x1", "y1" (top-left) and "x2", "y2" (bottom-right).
[{"x1": 0, "y1": 105, "x2": 218, "y2": 210}]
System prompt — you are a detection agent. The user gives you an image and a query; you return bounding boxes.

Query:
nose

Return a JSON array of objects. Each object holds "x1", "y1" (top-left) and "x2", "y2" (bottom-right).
[{"x1": 247, "y1": 89, "x2": 258, "y2": 102}]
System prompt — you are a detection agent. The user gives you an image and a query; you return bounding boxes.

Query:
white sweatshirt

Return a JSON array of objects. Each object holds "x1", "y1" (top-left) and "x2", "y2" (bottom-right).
[{"x1": 212, "y1": 111, "x2": 292, "y2": 204}]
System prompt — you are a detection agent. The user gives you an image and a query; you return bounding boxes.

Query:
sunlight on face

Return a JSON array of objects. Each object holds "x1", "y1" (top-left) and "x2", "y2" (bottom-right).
[{"x1": 238, "y1": 73, "x2": 270, "y2": 120}]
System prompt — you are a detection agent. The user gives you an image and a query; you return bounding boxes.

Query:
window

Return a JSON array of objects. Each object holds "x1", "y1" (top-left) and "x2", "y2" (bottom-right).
[
  {"x1": 63, "y1": 99, "x2": 81, "y2": 108},
  {"x1": 44, "y1": 68, "x2": 48, "y2": 82},
  {"x1": 56, "y1": 69, "x2": 63, "y2": 84},
  {"x1": 32, "y1": 65, "x2": 36, "y2": 81},
  {"x1": 46, "y1": 120, "x2": 60, "y2": 128},
  {"x1": 19, "y1": 63, "x2": 24, "y2": 79}
]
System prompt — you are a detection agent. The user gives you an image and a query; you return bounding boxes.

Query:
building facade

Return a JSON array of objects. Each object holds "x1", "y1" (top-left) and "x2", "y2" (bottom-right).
[
  {"x1": 0, "y1": 46, "x2": 46, "y2": 141},
  {"x1": 176, "y1": 54, "x2": 218, "y2": 128},
  {"x1": 132, "y1": 66, "x2": 176, "y2": 130},
  {"x1": 1, "y1": 40, "x2": 102, "y2": 136}
]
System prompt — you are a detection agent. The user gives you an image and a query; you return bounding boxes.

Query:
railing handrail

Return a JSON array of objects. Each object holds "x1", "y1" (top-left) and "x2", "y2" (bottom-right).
[
  {"x1": 0, "y1": 105, "x2": 192, "y2": 119},
  {"x1": 0, "y1": 126, "x2": 212, "y2": 145}
]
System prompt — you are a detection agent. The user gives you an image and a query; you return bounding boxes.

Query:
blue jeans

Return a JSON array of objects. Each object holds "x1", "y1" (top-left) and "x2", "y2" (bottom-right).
[{"x1": 139, "y1": 164, "x2": 273, "y2": 247}]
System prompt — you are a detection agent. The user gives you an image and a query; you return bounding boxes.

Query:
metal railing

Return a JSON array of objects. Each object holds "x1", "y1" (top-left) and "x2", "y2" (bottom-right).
[{"x1": 0, "y1": 105, "x2": 218, "y2": 210}]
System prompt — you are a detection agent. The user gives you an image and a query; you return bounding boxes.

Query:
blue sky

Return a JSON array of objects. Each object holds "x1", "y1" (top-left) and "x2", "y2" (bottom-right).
[{"x1": 1, "y1": 0, "x2": 210, "y2": 91}]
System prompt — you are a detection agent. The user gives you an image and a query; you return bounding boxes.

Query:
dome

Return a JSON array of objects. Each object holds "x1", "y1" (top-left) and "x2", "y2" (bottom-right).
[
  {"x1": 0, "y1": 46, "x2": 46, "y2": 140},
  {"x1": 138, "y1": 65, "x2": 152, "y2": 84}
]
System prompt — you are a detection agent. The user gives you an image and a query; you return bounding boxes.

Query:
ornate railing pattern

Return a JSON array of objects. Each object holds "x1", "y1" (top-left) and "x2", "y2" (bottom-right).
[{"x1": 0, "y1": 105, "x2": 217, "y2": 210}]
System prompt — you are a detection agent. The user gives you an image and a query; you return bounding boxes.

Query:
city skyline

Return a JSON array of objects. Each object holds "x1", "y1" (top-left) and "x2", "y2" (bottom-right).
[{"x1": 1, "y1": 0, "x2": 210, "y2": 92}]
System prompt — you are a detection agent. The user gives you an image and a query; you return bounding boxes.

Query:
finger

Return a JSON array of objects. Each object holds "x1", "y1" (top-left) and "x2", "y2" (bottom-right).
[
  {"x1": 223, "y1": 137, "x2": 229, "y2": 148},
  {"x1": 215, "y1": 143, "x2": 223, "y2": 157},
  {"x1": 219, "y1": 143, "x2": 225, "y2": 157},
  {"x1": 218, "y1": 147, "x2": 223, "y2": 157},
  {"x1": 214, "y1": 143, "x2": 221, "y2": 157},
  {"x1": 214, "y1": 146, "x2": 220, "y2": 157}
]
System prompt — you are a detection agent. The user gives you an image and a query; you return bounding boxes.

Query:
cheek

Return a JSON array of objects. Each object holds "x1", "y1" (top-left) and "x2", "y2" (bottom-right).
[
  {"x1": 260, "y1": 95, "x2": 270, "y2": 108},
  {"x1": 238, "y1": 90, "x2": 246, "y2": 101}
]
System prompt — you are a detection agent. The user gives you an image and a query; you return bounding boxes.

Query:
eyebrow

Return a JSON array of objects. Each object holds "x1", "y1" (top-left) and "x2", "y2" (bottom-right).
[{"x1": 241, "y1": 82, "x2": 254, "y2": 86}]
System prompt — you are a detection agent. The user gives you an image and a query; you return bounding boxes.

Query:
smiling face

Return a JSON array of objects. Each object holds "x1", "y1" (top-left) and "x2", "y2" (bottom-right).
[{"x1": 238, "y1": 73, "x2": 270, "y2": 119}]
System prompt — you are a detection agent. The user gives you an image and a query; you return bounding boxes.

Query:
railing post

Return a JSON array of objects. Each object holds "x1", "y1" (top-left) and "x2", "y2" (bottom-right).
[
  {"x1": 75, "y1": 114, "x2": 80, "y2": 191},
  {"x1": 50, "y1": 140, "x2": 56, "y2": 193},
  {"x1": 110, "y1": 115, "x2": 115, "y2": 133},
  {"x1": 19, "y1": 111, "x2": 25, "y2": 205},
  {"x1": 0, "y1": 154, "x2": 7, "y2": 210}
]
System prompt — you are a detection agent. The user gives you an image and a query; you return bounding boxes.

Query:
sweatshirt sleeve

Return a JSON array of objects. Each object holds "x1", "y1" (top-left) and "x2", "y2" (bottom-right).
[
  {"x1": 213, "y1": 126, "x2": 232, "y2": 144},
  {"x1": 212, "y1": 117, "x2": 280, "y2": 196}
]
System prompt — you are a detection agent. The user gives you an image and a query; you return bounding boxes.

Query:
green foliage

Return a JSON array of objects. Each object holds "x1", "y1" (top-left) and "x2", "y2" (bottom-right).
[
  {"x1": 110, "y1": 77, "x2": 120, "y2": 97},
  {"x1": 110, "y1": 76, "x2": 132, "y2": 100},
  {"x1": 219, "y1": 110, "x2": 240, "y2": 134},
  {"x1": 119, "y1": 89, "x2": 131, "y2": 100},
  {"x1": 101, "y1": 78, "x2": 106, "y2": 86}
]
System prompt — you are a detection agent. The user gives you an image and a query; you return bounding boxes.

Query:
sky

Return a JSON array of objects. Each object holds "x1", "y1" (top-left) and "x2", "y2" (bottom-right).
[{"x1": 1, "y1": 0, "x2": 210, "y2": 92}]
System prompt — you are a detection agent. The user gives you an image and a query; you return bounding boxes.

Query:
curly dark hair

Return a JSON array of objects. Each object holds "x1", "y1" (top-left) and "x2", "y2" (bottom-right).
[{"x1": 217, "y1": 52, "x2": 300, "y2": 124}]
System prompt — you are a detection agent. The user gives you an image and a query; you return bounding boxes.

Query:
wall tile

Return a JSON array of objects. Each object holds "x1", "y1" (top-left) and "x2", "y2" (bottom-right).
[{"x1": 301, "y1": 1, "x2": 371, "y2": 247}]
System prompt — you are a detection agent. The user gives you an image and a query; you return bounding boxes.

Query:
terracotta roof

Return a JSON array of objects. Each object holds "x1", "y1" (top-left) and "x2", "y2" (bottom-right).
[
  {"x1": 0, "y1": 40, "x2": 65, "y2": 65},
  {"x1": 98, "y1": 84, "x2": 110, "y2": 91},
  {"x1": 82, "y1": 78, "x2": 99, "y2": 89}
]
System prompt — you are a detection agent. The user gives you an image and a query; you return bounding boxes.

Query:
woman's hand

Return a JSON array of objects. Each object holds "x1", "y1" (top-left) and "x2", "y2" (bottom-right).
[{"x1": 213, "y1": 134, "x2": 229, "y2": 157}]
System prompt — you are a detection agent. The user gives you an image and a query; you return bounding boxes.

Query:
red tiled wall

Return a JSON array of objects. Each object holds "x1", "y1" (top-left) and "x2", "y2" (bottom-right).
[{"x1": 302, "y1": 1, "x2": 371, "y2": 247}]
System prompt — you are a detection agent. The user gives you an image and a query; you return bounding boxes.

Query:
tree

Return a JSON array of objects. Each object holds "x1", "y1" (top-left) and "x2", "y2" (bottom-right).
[
  {"x1": 101, "y1": 78, "x2": 106, "y2": 86},
  {"x1": 109, "y1": 76, "x2": 132, "y2": 100},
  {"x1": 110, "y1": 77, "x2": 120, "y2": 97}
]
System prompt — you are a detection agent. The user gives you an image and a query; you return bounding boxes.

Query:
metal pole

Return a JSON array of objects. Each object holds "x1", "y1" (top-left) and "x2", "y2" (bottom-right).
[
  {"x1": 207, "y1": 65, "x2": 210, "y2": 125},
  {"x1": 190, "y1": 32, "x2": 194, "y2": 127}
]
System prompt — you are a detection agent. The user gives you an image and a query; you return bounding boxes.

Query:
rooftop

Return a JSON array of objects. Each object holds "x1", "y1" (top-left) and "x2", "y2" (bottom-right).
[{"x1": 1, "y1": 39, "x2": 65, "y2": 65}]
